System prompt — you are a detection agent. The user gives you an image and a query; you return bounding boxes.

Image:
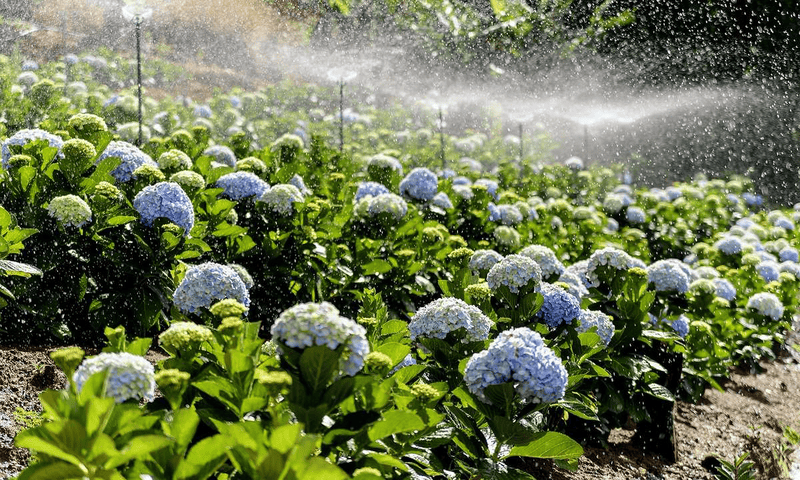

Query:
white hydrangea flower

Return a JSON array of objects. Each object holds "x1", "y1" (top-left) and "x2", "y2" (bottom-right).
[
  {"x1": 408, "y1": 297, "x2": 493, "y2": 342},
  {"x1": 73, "y1": 352, "x2": 155, "y2": 403}
]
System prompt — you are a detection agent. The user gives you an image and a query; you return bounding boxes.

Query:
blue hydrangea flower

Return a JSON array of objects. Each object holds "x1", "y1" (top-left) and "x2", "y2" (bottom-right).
[
  {"x1": 736, "y1": 218, "x2": 755, "y2": 229},
  {"x1": 557, "y1": 270, "x2": 590, "y2": 300},
  {"x1": 666, "y1": 186, "x2": 682, "y2": 201},
  {"x1": 576, "y1": 310, "x2": 615, "y2": 346},
  {"x1": 469, "y1": 249, "x2": 503, "y2": 274},
  {"x1": 519, "y1": 245, "x2": 565, "y2": 279},
  {"x1": 408, "y1": 297, "x2": 492, "y2": 342},
  {"x1": 487, "y1": 203, "x2": 500, "y2": 222},
  {"x1": 452, "y1": 176, "x2": 472, "y2": 186},
  {"x1": 668, "y1": 315, "x2": 690, "y2": 338},
  {"x1": 464, "y1": 327, "x2": 567, "y2": 404},
  {"x1": 626, "y1": 206, "x2": 646, "y2": 224},
  {"x1": 712, "y1": 278, "x2": 737, "y2": 301},
  {"x1": 203, "y1": 145, "x2": 236, "y2": 167},
  {"x1": 399, "y1": 167, "x2": 438, "y2": 201},
  {"x1": 355, "y1": 181, "x2": 390, "y2": 202},
  {"x1": 586, "y1": 247, "x2": 645, "y2": 287},
  {"x1": 289, "y1": 174, "x2": 311, "y2": 196},
  {"x1": 536, "y1": 283, "x2": 581, "y2": 328},
  {"x1": 606, "y1": 218, "x2": 619, "y2": 232},
  {"x1": 64, "y1": 54, "x2": 79, "y2": 65},
  {"x1": 774, "y1": 217, "x2": 795, "y2": 230},
  {"x1": 474, "y1": 179, "x2": 499, "y2": 199},
  {"x1": 73, "y1": 352, "x2": 155, "y2": 403},
  {"x1": 647, "y1": 260, "x2": 690, "y2": 293},
  {"x1": 96, "y1": 141, "x2": 158, "y2": 183},
  {"x1": 440, "y1": 168, "x2": 455, "y2": 179},
  {"x1": 714, "y1": 236, "x2": 744, "y2": 255},
  {"x1": 746, "y1": 292, "x2": 784, "y2": 320},
  {"x1": 133, "y1": 182, "x2": 195, "y2": 234},
  {"x1": 432, "y1": 192, "x2": 454, "y2": 210},
  {"x1": 487, "y1": 254, "x2": 542, "y2": 293},
  {"x1": 229, "y1": 96, "x2": 241, "y2": 108},
  {"x1": 743, "y1": 192, "x2": 763, "y2": 206},
  {"x1": 694, "y1": 266, "x2": 720, "y2": 279},
  {"x1": 756, "y1": 260, "x2": 780, "y2": 282},
  {"x1": 564, "y1": 260, "x2": 592, "y2": 289},
  {"x1": 173, "y1": 262, "x2": 250, "y2": 314},
  {"x1": 47, "y1": 195, "x2": 92, "y2": 228},
  {"x1": 2, "y1": 128, "x2": 64, "y2": 169},
  {"x1": 216, "y1": 171, "x2": 269, "y2": 200},
  {"x1": 602, "y1": 194, "x2": 624, "y2": 214},
  {"x1": 194, "y1": 104, "x2": 213, "y2": 118},
  {"x1": 496, "y1": 204, "x2": 523, "y2": 225},
  {"x1": 270, "y1": 302, "x2": 369, "y2": 376},
  {"x1": 727, "y1": 193, "x2": 740, "y2": 205}
]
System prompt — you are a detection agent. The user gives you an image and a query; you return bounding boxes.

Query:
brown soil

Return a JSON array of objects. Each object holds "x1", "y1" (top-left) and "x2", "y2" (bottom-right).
[{"x1": 0, "y1": 347, "x2": 799, "y2": 480}]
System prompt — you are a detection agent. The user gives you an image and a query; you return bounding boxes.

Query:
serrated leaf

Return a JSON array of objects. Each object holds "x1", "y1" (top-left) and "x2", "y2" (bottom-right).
[
  {"x1": 368, "y1": 410, "x2": 425, "y2": 442},
  {"x1": 0, "y1": 259, "x2": 42, "y2": 275},
  {"x1": 505, "y1": 432, "x2": 583, "y2": 460}
]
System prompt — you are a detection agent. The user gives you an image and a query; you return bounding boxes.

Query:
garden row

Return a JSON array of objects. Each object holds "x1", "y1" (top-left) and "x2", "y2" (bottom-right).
[{"x1": 0, "y1": 53, "x2": 798, "y2": 479}]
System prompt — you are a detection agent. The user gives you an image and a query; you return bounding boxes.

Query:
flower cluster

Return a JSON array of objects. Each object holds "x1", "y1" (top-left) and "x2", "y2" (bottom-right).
[
  {"x1": 626, "y1": 206, "x2": 646, "y2": 224},
  {"x1": 2, "y1": 128, "x2": 64, "y2": 168},
  {"x1": 47, "y1": 195, "x2": 92, "y2": 228},
  {"x1": 170, "y1": 170, "x2": 206, "y2": 191},
  {"x1": 487, "y1": 254, "x2": 542, "y2": 293},
  {"x1": 576, "y1": 310, "x2": 615, "y2": 346},
  {"x1": 216, "y1": 171, "x2": 269, "y2": 200},
  {"x1": 270, "y1": 133, "x2": 304, "y2": 151},
  {"x1": 746, "y1": 292, "x2": 784, "y2": 321},
  {"x1": 646, "y1": 260, "x2": 690, "y2": 293},
  {"x1": 519, "y1": 245, "x2": 565, "y2": 279},
  {"x1": 97, "y1": 141, "x2": 158, "y2": 183},
  {"x1": 464, "y1": 327, "x2": 567, "y2": 404},
  {"x1": 194, "y1": 104, "x2": 213, "y2": 118},
  {"x1": 712, "y1": 278, "x2": 737, "y2": 301},
  {"x1": 260, "y1": 184, "x2": 304, "y2": 216},
  {"x1": 399, "y1": 167, "x2": 438, "y2": 201},
  {"x1": 756, "y1": 260, "x2": 780, "y2": 283},
  {"x1": 391, "y1": 353, "x2": 417, "y2": 374},
  {"x1": 289, "y1": 174, "x2": 311, "y2": 196},
  {"x1": 133, "y1": 182, "x2": 195, "y2": 234},
  {"x1": 408, "y1": 297, "x2": 493, "y2": 342},
  {"x1": 474, "y1": 179, "x2": 499, "y2": 199},
  {"x1": 469, "y1": 249, "x2": 503, "y2": 274},
  {"x1": 203, "y1": 145, "x2": 237, "y2": 167},
  {"x1": 73, "y1": 352, "x2": 155, "y2": 403},
  {"x1": 159, "y1": 321, "x2": 213, "y2": 353},
  {"x1": 355, "y1": 181, "x2": 390, "y2": 202},
  {"x1": 270, "y1": 302, "x2": 369, "y2": 376},
  {"x1": 586, "y1": 247, "x2": 645, "y2": 287},
  {"x1": 432, "y1": 192, "x2": 454, "y2": 210},
  {"x1": 493, "y1": 226, "x2": 521, "y2": 249},
  {"x1": 669, "y1": 315, "x2": 690, "y2": 338},
  {"x1": 364, "y1": 193, "x2": 408, "y2": 221},
  {"x1": 564, "y1": 156, "x2": 583, "y2": 170},
  {"x1": 536, "y1": 283, "x2": 581, "y2": 328},
  {"x1": 367, "y1": 153, "x2": 403, "y2": 175},
  {"x1": 497, "y1": 204, "x2": 523, "y2": 225},
  {"x1": 157, "y1": 149, "x2": 193, "y2": 171},
  {"x1": 557, "y1": 270, "x2": 590, "y2": 300},
  {"x1": 173, "y1": 262, "x2": 251, "y2": 314}
]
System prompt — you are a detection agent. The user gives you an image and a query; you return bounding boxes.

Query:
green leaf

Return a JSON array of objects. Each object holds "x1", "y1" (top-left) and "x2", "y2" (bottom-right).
[
  {"x1": 488, "y1": 416, "x2": 538, "y2": 446},
  {"x1": 106, "y1": 215, "x2": 137, "y2": 226},
  {"x1": 105, "y1": 435, "x2": 172, "y2": 468},
  {"x1": 366, "y1": 453, "x2": 408, "y2": 472},
  {"x1": 0, "y1": 259, "x2": 42, "y2": 276},
  {"x1": 362, "y1": 259, "x2": 392, "y2": 275},
  {"x1": 175, "y1": 434, "x2": 230, "y2": 480},
  {"x1": 477, "y1": 458, "x2": 537, "y2": 480},
  {"x1": 645, "y1": 383, "x2": 675, "y2": 402},
  {"x1": 376, "y1": 342, "x2": 411, "y2": 365},
  {"x1": 18, "y1": 166, "x2": 37, "y2": 191},
  {"x1": 483, "y1": 383, "x2": 516, "y2": 416},
  {"x1": 15, "y1": 461, "x2": 91, "y2": 480},
  {"x1": 125, "y1": 338, "x2": 152, "y2": 356},
  {"x1": 299, "y1": 346, "x2": 341, "y2": 395},
  {"x1": 505, "y1": 432, "x2": 583, "y2": 460},
  {"x1": 270, "y1": 423, "x2": 303, "y2": 454},
  {"x1": 368, "y1": 409, "x2": 425, "y2": 442}
]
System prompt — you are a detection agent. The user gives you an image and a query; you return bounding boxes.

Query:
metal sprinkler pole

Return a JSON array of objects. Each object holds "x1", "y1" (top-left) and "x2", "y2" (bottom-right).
[
  {"x1": 136, "y1": 18, "x2": 143, "y2": 147},
  {"x1": 439, "y1": 107, "x2": 445, "y2": 169},
  {"x1": 339, "y1": 81, "x2": 344, "y2": 153}
]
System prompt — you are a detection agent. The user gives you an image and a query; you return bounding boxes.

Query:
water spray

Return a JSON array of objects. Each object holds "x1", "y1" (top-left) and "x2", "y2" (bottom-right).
[
  {"x1": 122, "y1": 2, "x2": 153, "y2": 147},
  {"x1": 518, "y1": 123, "x2": 523, "y2": 160},
  {"x1": 327, "y1": 68, "x2": 357, "y2": 153},
  {"x1": 439, "y1": 107, "x2": 445, "y2": 169}
]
